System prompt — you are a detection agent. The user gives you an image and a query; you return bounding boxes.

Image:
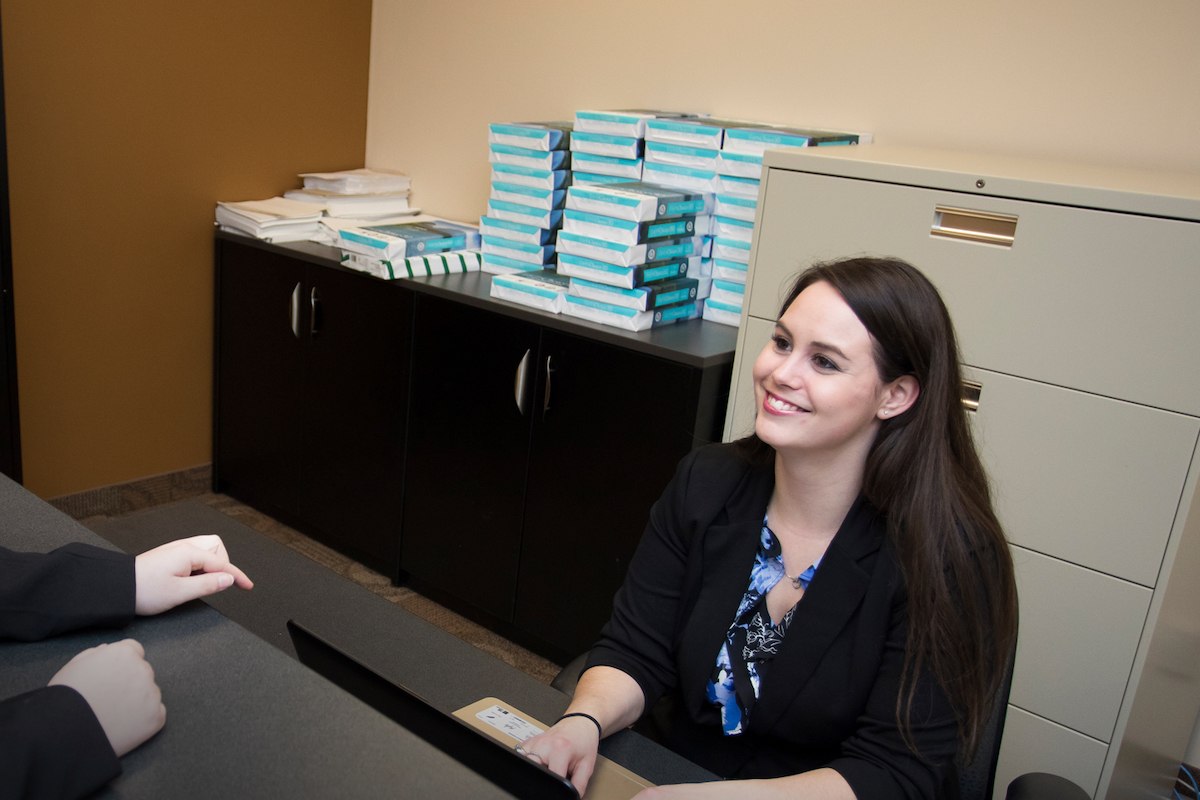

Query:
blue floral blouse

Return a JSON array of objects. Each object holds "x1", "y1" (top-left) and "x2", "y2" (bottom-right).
[{"x1": 705, "y1": 516, "x2": 822, "y2": 736}]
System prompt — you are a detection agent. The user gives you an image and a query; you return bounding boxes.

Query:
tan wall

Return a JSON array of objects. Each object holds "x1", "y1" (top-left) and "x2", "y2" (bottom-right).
[
  {"x1": 3, "y1": 1, "x2": 373, "y2": 497},
  {"x1": 365, "y1": 0, "x2": 1200, "y2": 225}
]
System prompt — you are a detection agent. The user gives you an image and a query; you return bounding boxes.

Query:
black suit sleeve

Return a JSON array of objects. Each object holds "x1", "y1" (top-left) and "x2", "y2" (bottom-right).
[
  {"x1": 0, "y1": 543, "x2": 136, "y2": 641},
  {"x1": 0, "y1": 542, "x2": 136, "y2": 799},
  {"x1": 0, "y1": 686, "x2": 121, "y2": 800}
]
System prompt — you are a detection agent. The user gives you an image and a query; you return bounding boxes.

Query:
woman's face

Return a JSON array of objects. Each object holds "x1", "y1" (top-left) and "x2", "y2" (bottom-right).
[{"x1": 752, "y1": 280, "x2": 901, "y2": 459}]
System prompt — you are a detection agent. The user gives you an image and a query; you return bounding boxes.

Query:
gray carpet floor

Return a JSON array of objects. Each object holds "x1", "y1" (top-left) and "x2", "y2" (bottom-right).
[{"x1": 81, "y1": 493, "x2": 563, "y2": 686}]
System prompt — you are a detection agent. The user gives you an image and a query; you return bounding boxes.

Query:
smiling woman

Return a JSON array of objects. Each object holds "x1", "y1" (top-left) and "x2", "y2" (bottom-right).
[{"x1": 520, "y1": 256, "x2": 1018, "y2": 800}]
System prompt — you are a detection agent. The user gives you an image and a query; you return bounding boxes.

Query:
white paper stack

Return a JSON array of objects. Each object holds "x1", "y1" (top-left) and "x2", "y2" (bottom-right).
[
  {"x1": 489, "y1": 269, "x2": 571, "y2": 313},
  {"x1": 215, "y1": 198, "x2": 325, "y2": 242},
  {"x1": 283, "y1": 188, "x2": 416, "y2": 220},
  {"x1": 483, "y1": 122, "x2": 573, "y2": 275},
  {"x1": 299, "y1": 168, "x2": 411, "y2": 194},
  {"x1": 572, "y1": 109, "x2": 703, "y2": 186}
]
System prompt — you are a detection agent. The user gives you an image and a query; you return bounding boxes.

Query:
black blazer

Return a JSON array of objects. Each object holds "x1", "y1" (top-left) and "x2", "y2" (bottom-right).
[
  {"x1": 587, "y1": 444, "x2": 958, "y2": 799},
  {"x1": 0, "y1": 542, "x2": 135, "y2": 800}
]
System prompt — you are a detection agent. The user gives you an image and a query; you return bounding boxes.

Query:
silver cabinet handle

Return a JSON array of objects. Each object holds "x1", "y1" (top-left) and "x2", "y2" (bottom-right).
[
  {"x1": 310, "y1": 287, "x2": 322, "y2": 335},
  {"x1": 932, "y1": 206, "x2": 1017, "y2": 248},
  {"x1": 514, "y1": 349, "x2": 531, "y2": 414},
  {"x1": 543, "y1": 355, "x2": 553, "y2": 414},
  {"x1": 290, "y1": 282, "x2": 302, "y2": 339},
  {"x1": 962, "y1": 380, "x2": 982, "y2": 413}
]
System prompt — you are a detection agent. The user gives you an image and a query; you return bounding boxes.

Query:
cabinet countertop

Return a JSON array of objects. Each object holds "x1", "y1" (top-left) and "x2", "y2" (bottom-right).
[{"x1": 216, "y1": 229, "x2": 738, "y2": 370}]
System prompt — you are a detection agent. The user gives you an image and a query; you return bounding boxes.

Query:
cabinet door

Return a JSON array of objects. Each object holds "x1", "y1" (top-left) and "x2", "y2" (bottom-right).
[
  {"x1": 515, "y1": 328, "x2": 697, "y2": 660},
  {"x1": 214, "y1": 239, "x2": 306, "y2": 516},
  {"x1": 401, "y1": 294, "x2": 540, "y2": 621},
  {"x1": 299, "y1": 265, "x2": 413, "y2": 578}
]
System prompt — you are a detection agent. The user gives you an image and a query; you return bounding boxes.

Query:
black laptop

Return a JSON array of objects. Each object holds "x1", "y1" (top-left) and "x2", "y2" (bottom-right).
[{"x1": 287, "y1": 619, "x2": 579, "y2": 800}]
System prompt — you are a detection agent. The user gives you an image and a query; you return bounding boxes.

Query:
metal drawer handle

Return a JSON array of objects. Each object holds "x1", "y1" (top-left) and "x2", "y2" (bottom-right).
[
  {"x1": 962, "y1": 380, "x2": 982, "y2": 414},
  {"x1": 932, "y1": 206, "x2": 1017, "y2": 247},
  {"x1": 543, "y1": 356, "x2": 553, "y2": 415},
  {"x1": 514, "y1": 349, "x2": 531, "y2": 415},
  {"x1": 290, "y1": 282, "x2": 302, "y2": 339},
  {"x1": 310, "y1": 287, "x2": 322, "y2": 335}
]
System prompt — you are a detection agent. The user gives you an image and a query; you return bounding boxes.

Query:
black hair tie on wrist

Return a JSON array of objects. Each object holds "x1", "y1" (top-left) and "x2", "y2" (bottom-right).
[{"x1": 556, "y1": 712, "x2": 603, "y2": 739}]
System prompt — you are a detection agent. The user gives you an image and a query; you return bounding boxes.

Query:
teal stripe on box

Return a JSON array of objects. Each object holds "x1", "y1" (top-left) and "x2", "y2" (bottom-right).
[
  {"x1": 725, "y1": 129, "x2": 810, "y2": 147},
  {"x1": 573, "y1": 278, "x2": 646, "y2": 299},
  {"x1": 706, "y1": 297, "x2": 743, "y2": 313},
  {"x1": 566, "y1": 295, "x2": 637, "y2": 318},
  {"x1": 493, "y1": 181, "x2": 551, "y2": 200},
  {"x1": 492, "y1": 163, "x2": 552, "y2": 178},
  {"x1": 647, "y1": 219, "x2": 691, "y2": 238},
  {"x1": 713, "y1": 258, "x2": 748, "y2": 270},
  {"x1": 490, "y1": 199, "x2": 543, "y2": 216},
  {"x1": 339, "y1": 230, "x2": 388, "y2": 251},
  {"x1": 574, "y1": 172, "x2": 630, "y2": 185},
  {"x1": 572, "y1": 152, "x2": 642, "y2": 169},
  {"x1": 718, "y1": 150, "x2": 764, "y2": 164},
  {"x1": 578, "y1": 111, "x2": 638, "y2": 124},
  {"x1": 642, "y1": 263, "x2": 681, "y2": 282},
  {"x1": 570, "y1": 187, "x2": 640, "y2": 207},
  {"x1": 646, "y1": 162, "x2": 716, "y2": 179},
  {"x1": 574, "y1": 131, "x2": 637, "y2": 147},
  {"x1": 481, "y1": 216, "x2": 539, "y2": 235},
  {"x1": 715, "y1": 216, "x2": 754, "y2": 229},
  {"x1": 655, "y1": 289, "x2": 689, "y2": 306},
  {"x1": 661, "y1": 302, "x2": 700, "y2": 320},
  {"x1": 564, "y1": 210, "x2": 637, "y2": 231},
  {"x1": 490, "y1": 124, "x2": 547, "y2": 140},
  {"x1": 496, "y1": 276, "x2": 558, "y2": 299},
  {"x1": 716, "y1": 194, "x2": 756, "y2": 208},
  {"x1": 647, "y1": 142, "x2": 719, "y2": 158},
  {"x1": 648, "y1": 119, "x2": 706, "y2": 133},
  {"x1": 488, "y1": 235, "x2": 542, "y2": 254},
  {"x1": 721, "y1": 175, "x2": 759, "y2": 189},
  {"x1": 483, "y1": 252, "x2": 541, "y2": 271},
  {"x1": 715, "y1": 236, "x2": 751, "y2": 250},
  {"x1": 650, "y1": 241, "x2": 694, "y2": 260},
  {"x1": 559, "y1": 253, "x2": 625, "y2": 274},
  {"x1": 559, "y1": 231, "x2": 626, "y2": 253},
  {"x1": 665, "y1": 199, "x2": 706, "y2": 216},
  {"x1": 713, "y1": 279, "x2": 746, "y2": 294}
]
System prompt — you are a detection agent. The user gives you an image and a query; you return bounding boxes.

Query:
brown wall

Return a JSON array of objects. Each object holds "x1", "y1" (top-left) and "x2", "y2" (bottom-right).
[{"x1": 2, "y1": 1, "x2": 373, "y2": 498}]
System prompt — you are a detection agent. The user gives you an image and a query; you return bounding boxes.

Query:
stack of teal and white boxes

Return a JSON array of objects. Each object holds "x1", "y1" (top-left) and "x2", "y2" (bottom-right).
[
  {"x1": 556, "y1": 181, "x2": 714, "y2": 332},
  {"x1": 704, "y1": 122, "x2": 871, "y2": 327},
  {"x1": 331, "y1": 217, "x2": 481, "y2": 280},
  {"x1": 570, "y1": 110, "x2": 700, "y2": 188},
  {"x1": 482, "y1": 122, "x2": 572, "y2": 275}
]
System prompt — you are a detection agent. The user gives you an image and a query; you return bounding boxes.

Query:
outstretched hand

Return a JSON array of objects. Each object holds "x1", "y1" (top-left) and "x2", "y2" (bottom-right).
[
  {"x1": 134, "y1": 535, "x2": 253, "y2": 615},
  {"x1": 48, "y1": 639, "x2": 165, "y2": 757}
]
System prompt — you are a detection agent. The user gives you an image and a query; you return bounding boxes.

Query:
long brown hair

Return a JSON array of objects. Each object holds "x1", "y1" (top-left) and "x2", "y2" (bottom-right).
[{"x1": 738, "y1": 256, "x2": 1018, "y2": 760}]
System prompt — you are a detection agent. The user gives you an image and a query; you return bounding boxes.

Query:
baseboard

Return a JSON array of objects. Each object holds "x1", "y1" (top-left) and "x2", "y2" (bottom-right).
[{"x1": 47, "y1": 463, "x2": 213, "y2": 521}]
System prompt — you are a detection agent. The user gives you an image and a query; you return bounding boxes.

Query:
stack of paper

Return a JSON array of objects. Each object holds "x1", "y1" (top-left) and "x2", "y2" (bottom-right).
[
  {"x1": 571, "y1": 109, "x2": 702, "y2": 187},
  {"x1": 283, "y1": 188, "x2": 416, "y2": 220},
  {"x1": 299, "y1": 168, "x2": 411, "y2": 195},
  {"x1": 215, "y1": 198, "x2": 325, "y2": 242},
  {"x1": 483, "y1": 122, "x2": 573, "y2": 275}
]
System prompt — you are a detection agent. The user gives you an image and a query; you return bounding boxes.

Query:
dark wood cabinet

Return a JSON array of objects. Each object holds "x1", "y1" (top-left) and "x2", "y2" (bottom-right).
[
  {"x1": 401, "y1": 294, "x2": 540, "y2": 620},
  {"x1": 214, "y1": 235, "x2": 413, "y2": 578},
  {"x1": 214, "y1": 231, "x2": 735, "y2": 662}
]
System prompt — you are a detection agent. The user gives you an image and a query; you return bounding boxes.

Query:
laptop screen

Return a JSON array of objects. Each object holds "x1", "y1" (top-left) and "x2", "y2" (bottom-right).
[{"x1": 287, "y1": 619, "x2": 579, "y2": 800}]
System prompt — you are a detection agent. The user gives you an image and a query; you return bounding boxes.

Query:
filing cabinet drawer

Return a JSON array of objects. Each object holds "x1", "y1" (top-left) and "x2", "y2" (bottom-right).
[
  {"x1": 1008, "y1": 545, "x2": 1151, "y2": 741},
  {"x1": 750, "y1": 168, "x2": 1200, "y2": 415},
  {"x1": 992, "y1": 706, "x2": 1108, "y2": 800},
  {"x1": 965, "y1": 367, "x2": 1198, "y2": 586}
]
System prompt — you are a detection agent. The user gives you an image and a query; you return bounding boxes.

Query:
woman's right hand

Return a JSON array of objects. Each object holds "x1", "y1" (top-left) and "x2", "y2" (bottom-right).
[{"x1": 518, "y1": 714, "x2": 602, "y2": 796}]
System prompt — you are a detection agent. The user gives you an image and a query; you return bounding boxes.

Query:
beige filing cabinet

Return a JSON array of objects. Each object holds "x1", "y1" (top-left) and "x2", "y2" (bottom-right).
[{"x1": 722, "y1": 145, "x2": 1200, "y2": 800}]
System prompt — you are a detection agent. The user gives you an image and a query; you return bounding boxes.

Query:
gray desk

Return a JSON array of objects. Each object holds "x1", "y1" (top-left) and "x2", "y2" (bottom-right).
[{"x1": 1, "y1": 480, "x2": 715, "y2": 797}]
